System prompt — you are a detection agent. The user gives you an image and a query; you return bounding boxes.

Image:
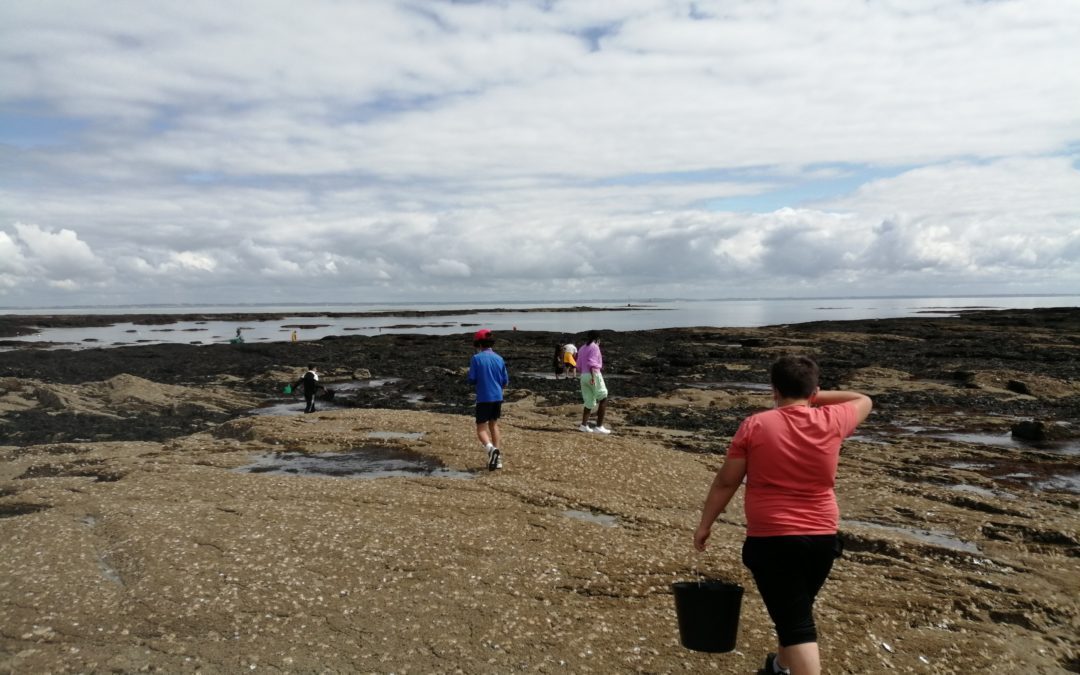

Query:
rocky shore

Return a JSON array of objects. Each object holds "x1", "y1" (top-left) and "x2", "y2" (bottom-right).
[{"x1": 1, "y1": 308, "x2": 1078, "y2": 673}]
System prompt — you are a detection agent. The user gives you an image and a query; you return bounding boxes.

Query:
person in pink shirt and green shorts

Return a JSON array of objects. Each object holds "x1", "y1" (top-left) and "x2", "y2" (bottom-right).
[
  {"x1": 694, "y1": 355, "x2": 872, "y2": 675},
  {"x1": 576, "y1": 330, "x2": 611, "y2": 434}
]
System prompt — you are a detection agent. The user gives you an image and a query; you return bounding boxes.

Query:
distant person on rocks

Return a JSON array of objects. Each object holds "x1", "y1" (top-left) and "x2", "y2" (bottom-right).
[
  {"x1": 554, "y1": 342, "x2": 577, "y2": 379},
  {"x1": 291, "y1": 330, "x2": 298, "y2": 343},
  {"x1": 693, "y1": 355, "x2": 872, "y2": 675},
  {"x1": 576, "y1": 331, "x2": 610, "y2": 434},
  {"x1": 468, "y1": 329, "x2": 509, "y2": 471},
  {"x1": 294, "y1": 364, "x2": 322, "y2": 414}
]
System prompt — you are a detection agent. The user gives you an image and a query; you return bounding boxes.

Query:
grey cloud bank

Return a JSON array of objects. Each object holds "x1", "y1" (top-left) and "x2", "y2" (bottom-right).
[{"x1": 1, "y1": 0, "x2": 1078, "y2": 307}]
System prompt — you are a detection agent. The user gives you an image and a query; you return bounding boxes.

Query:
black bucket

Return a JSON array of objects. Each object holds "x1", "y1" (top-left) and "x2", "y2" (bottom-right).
[{"x1": 671, "y1": 579, "x2": 743, "y2": 653}]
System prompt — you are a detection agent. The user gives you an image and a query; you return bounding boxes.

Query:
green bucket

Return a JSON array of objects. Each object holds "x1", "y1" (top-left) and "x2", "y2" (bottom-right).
[{"x1": 283, "y1": 385, "x2": 292, "y2": 394}]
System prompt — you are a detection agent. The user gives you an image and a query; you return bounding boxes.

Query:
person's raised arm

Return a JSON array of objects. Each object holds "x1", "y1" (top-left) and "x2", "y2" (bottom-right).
[
  {"x1": 813, "y1": 390, "x2": 873, "y2": 425},
  {"x1": 693, "y1": 457, "x2": 746, "y2": 551}
]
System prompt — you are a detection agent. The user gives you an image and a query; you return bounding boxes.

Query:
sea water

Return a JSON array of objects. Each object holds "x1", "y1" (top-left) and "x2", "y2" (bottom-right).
[{"x1": 4, "y1": 295, "x2": 1077, "y2": 349}]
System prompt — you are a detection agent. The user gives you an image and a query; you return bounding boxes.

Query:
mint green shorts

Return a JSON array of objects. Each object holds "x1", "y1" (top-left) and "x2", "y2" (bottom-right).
[{"x1": 579, "y1": 372, "x2": 608, "y2": 410}]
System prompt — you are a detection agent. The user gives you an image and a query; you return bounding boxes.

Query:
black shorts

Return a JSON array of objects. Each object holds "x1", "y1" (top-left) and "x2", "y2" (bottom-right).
[
  {"x1": 475, "y1": 401, "x2": 502, "y2": 423},
  {"x1": 742, "y1": 534, "x2": 841, "y2": 647}
]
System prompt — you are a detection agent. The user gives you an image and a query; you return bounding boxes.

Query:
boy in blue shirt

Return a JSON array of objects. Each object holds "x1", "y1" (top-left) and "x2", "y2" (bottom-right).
[{"x1": 468, "y1": 329, "x2": 509, "y2": 470}]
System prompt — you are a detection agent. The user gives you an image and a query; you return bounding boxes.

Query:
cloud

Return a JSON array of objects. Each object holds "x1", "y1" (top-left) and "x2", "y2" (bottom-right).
[
  {"x1": 0, "y1": 1, "x2": 1077, "y2": 304},
  {"x1": 2, "y1": 154, "x2": 1078, "y2": 302},
  {"x1": 0, "y1": 231, "x2": 24, "y2": 275},
  {"x1": 0, "y1": 224, "x2": 109, "y2": 292},
  {"x1": 821, "y1": 157, "x2": 1080, "y2": 275},
  {"x1": 421, "y1": 258, "x2": 472, "y2": 278}
]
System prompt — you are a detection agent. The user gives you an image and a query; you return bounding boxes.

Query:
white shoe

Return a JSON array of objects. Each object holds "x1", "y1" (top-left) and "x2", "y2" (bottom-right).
[
  {"x1": 594, "y1": 426, "x2": 612, "y2": 435},
  {"x1": 579, "y1": 424, "x2": 594, "y2": 433}
]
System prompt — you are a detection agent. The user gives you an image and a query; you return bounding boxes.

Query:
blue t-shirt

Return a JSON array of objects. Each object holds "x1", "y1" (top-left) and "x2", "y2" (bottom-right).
[{"x1": 468, "y1": 349, "x2": 508, "y2": 403}]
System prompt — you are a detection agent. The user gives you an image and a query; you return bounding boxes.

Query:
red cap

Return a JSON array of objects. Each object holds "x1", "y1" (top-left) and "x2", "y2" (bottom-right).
[{"x1": 474, "y1": 329, "x2": 492, "y2": 341}]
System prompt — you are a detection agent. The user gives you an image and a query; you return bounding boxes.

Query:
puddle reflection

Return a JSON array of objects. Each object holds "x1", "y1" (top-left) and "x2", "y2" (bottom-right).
[
  {"x1": 248, "y1": 401, "x2": 346, "y2": 416},
  {"x1": 236, "y1": 447, "x2": 473, "y2": 480},
  {"x1": 329, "y1": 378, "x2": 402, "y2": 391},
  {"x1": 842, "y1": 519, "x2": 980, "y2": 553},
  {"x1": 563, "y1": 509, "x2": 619, "y2": 527},
  {"x1": 945, "y1": 483, "x2": 1016, "y2": 500},
  {"x1": 683, "y1": 381, "x2": 771, "y2": 391},
  {"x1": 366, "y1": 431, "x2": 425, "y2": 441}
]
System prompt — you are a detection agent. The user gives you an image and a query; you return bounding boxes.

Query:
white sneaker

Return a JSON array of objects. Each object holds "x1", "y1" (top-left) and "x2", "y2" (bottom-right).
[
  {"x1": 578, "y1": 424, "x2": 594, "y2": 433},
  {"x1": 594, "y1": 426, "x2": 612, "y2": 435}
]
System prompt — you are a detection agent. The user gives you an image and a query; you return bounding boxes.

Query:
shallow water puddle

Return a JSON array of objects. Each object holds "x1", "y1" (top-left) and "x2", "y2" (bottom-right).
[
  {"x1": 1035, "y1": 472, "x2": 1080, "y2": 493},
  {"x1": 842, "y1": 519, "x2": 980, "y2": 553},
  {"x1": 896, "y1": 427, "x2": 1080, "y2": 455},
  {"x1": 937, "y1": 431, "x2": 1080, "y2": 455},
  {"x1": 247, "y1": 401, "x2": 346, "y2": 416},
  {"x1": 948, "y1": 461, "x2": 994, "y2": 470},
  {"x1": 563, "y1": 509, "x2": 619, "y2": 527},
  {"x1": 521, "y1": 371, "x2": 562, "y2": 380},
  {"x1": 683, "y1": 381, "x2": 771, "y2": 391},
  {"x1": 366, "y1": 431, "x2": 425, "y2": 441},
  {"x1": 945, "y1": 483, "x2": 1016, "y2": 500},
  {"x1": 236, "y1": 447, "x2": 473, "y2": 479},
  {"x1": 847, "y1": 434, "x2": 891, "y2": 445},
  {"x1": 328, "y1": 378, "x2": 402, "y2": 391},
  {"x1": 946, "y1": 460, "x2": 1080, "y2": 495},
  {"x1": 998, "y1": 470, "x2": 1080, "y2": 493}
]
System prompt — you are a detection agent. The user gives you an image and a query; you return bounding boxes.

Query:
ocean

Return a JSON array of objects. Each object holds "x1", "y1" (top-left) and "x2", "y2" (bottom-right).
[{"x1": 4, "y1": 295, "x2": 1078, "y2": 349}]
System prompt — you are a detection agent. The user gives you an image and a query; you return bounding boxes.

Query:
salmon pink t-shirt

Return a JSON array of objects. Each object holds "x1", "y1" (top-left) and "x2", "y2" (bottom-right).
[{"x1": 727, "y1": 403, "x2": 859, "y2": 536}]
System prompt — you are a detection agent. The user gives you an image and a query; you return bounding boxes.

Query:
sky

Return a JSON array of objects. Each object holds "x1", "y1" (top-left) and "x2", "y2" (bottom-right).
[{"x1": 1, "y1": 0, "x2": 1079, "y2": 307}]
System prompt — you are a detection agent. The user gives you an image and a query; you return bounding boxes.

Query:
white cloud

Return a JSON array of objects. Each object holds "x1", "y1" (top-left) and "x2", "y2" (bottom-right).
[
  {"x1": 421, "y1": 258, "x2": 472, "y2": 278},
  {"x1": 0, "y1": 231, "x2": 25, "y2": 275},
  {"x1": 820, "y1": 157, "x2": 1080, "y2": 276},
  {"x1": 170, "y1": 251, "x2": 217, "y2": 273},
  {"x1": 0, "y1": 224, "x2": 109, "y2": 293},
  {"x1": 0, "y1": 1, "x2": 1077, "y2": 304}
]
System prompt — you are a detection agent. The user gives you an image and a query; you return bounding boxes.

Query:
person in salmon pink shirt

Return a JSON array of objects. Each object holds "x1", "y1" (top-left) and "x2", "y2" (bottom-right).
[{"x1": 694, "y1": 355, "x2": 872, "y2": 675}]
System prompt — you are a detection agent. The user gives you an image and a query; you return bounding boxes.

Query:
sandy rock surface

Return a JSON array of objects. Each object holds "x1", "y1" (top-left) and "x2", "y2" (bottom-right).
[{"x1": 1, "y1": 309, "x2": 1078, "y2": 673}]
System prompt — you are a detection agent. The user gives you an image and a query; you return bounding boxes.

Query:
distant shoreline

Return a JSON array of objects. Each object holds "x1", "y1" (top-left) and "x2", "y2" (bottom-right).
[{"x1": 0, "y1": 305, "x2": 654, "y2": 339}]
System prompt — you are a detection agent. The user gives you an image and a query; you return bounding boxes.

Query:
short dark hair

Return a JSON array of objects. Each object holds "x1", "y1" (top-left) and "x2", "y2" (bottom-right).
[
  {"x1": 307, "y1": 363, "x2": 315, "y2": 370},
  {"x1": 586, "y1": 330, "x2": 600, "y2": 344},
  {"x1": 769, "y1": 355, "x2": 819, "y2": 399},
  {"x1": 474, "y1": 338, "x2": 495, "y2": 349}
]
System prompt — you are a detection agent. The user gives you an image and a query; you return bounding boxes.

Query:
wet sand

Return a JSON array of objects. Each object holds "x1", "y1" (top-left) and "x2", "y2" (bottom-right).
[{"x1": 0, "y1": 308, "x2": 1077, "y2": 673}]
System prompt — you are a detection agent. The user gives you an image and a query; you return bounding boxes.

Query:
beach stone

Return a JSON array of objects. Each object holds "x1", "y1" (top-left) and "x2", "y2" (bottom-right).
[
  {"x1": 1006, "y1": 379, "x2": 1032, "y2": 395},
  {"x1": 1011, "y1": 419, "x2": 1073, "y2": 442}
]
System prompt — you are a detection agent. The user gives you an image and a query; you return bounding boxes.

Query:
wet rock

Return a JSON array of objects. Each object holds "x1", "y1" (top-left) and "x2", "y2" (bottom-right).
[
  {"x1": 1006, "y1": 379, "x2": 1032, "y2": 395},
  {"x1": 989, "y1": 609, "x2": 1044, "y2": 631},
  {"x1": 1011, "y1": 419, "x2": 1073, "y2": 442}
]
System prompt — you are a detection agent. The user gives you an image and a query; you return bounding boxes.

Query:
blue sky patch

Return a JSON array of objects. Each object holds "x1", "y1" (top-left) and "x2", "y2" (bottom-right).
[{"x1": 0, "y1": 108, "x2": 87, "y2": 148}]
